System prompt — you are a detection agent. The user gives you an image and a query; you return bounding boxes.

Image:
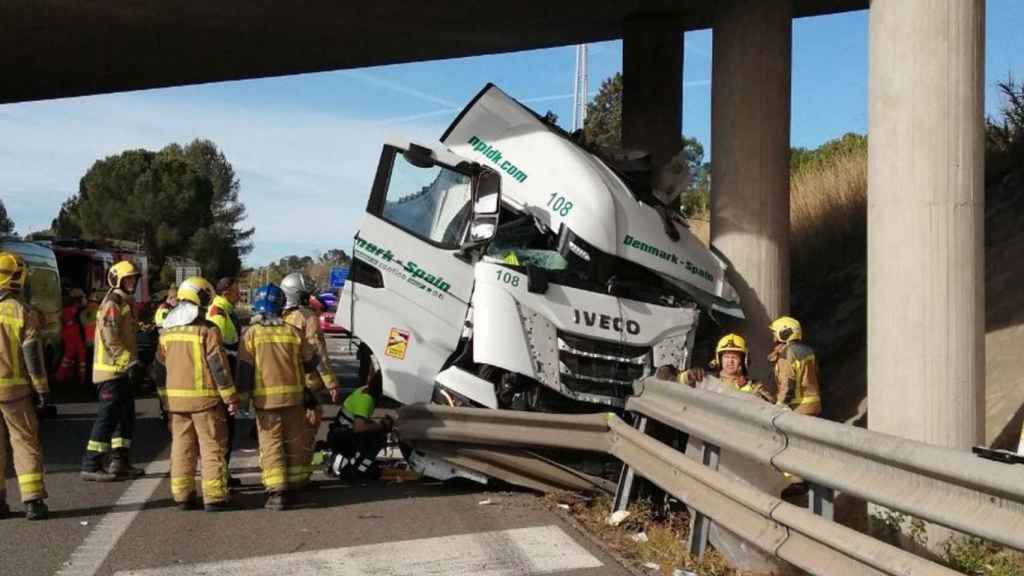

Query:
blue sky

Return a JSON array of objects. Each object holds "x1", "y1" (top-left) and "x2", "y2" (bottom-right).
[{"x1": 1, "y1": 2, "x2": 1021, "y2": 267}]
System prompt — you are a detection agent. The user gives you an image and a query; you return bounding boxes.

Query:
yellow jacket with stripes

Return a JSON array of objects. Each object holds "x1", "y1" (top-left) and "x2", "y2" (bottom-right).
[
  {"x1": 770, "y1": 341, "x2": 822, "y2": 415},
  {"x1": 155, "y1": 322, "x2": 238, "y2": 413},
  {"x1": 237, "y1": 320, "x2": 316, "y2": 411},
  {"x1": 0, "y1": 294, "x2": 49, "y2": 402},
  {"x1": 93, "y1": 290, "x2": 138, "y2": 384},
  {"x1": 283, "y1": 306, "x2": 337, "y2": 391}
]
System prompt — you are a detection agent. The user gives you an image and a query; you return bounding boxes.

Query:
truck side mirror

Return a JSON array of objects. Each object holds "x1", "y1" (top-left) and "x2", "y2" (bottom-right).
[{"x1": 467, "y1": 169, "x2": 501, "y2": 244}]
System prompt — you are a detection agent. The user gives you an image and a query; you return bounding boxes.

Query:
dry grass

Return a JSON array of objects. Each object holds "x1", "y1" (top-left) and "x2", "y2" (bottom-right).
[
  {"x1": 789, "y1": 145, "x2": 868, "y2": 290},
  {"x1": 546, "y1": 493, "x2": 739, "y2": 576}
]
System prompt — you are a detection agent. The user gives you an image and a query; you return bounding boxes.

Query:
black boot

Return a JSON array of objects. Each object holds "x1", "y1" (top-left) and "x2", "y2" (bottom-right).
[
  {"x1": 265, "y1": 492, "x2": 287, "y2": 511},
  {"x1": 0, "y1": 492, "x2": 10, "y2": 519},
  {"x1": 204, "y1": 500, "x2": 233, "y2": 513},
  {"x1": 25, "y1": 500, "x2": 48, "y2": 521},
  {"x1": 109, "y1": 450, "x2": 144, "y2": 479}
]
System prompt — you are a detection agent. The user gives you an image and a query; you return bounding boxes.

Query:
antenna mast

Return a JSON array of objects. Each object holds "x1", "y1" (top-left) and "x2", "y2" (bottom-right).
[{"x1": 572, "y1": 44, "x2": 589, "y2": 132}]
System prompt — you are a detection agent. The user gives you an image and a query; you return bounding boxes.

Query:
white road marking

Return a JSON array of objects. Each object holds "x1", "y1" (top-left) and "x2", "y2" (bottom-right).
[
  {"x1": 113, "y1": 525, "x2": 604, "y2": 576},
  {"x1": 56, "y1": 455, "x2": 261, "y2": 576}
]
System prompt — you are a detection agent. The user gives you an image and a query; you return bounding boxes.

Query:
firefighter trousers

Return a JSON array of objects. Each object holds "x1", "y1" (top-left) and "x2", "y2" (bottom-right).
[
  {"x1": 82, "y1": 378, "x2": 135, "y2": 472},
  {"x1": 255, "y1": 405, "x2": 306, "y2": 493},
  {"x1": 0, "y1": 395, "x2": 47, "y2": 502},
  {"x1": 170, "y1": 408, "x2": 229, "y2": 504},
  {"x1": 295, "y1": 404, "x2": 323, "y2": 487}
]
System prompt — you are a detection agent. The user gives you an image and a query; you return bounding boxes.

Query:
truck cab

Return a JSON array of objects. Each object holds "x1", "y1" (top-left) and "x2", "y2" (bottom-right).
[{"x1": 338, "y1": 84, "x2": 742, "y2": 415}]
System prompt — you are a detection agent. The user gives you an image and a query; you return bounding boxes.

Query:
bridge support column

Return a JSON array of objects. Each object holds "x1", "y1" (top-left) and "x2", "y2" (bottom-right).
[
  {"x1": 710, "y1": 0, "x2": 792, "y2": 380},
  {"x1": 867, "y1": 0, "x2": 985, "y2": 448},
  {"x1": 622, "y1": 15, "x2": 682, "y2": 169}
]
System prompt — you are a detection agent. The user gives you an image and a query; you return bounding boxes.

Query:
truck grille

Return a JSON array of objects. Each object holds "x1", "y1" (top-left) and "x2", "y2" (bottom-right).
[{"x1": 557, "y1": 332, "x2": 650, "y2": 402}]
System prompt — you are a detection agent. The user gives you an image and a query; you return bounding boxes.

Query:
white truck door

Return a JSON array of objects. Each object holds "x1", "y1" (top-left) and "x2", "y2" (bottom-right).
[{"x1": 343, "y1": 145, "x2": 477, "y2": 404}]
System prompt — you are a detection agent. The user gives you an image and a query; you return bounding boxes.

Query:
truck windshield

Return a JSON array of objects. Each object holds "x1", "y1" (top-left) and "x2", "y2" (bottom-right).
[
  {"x1": 29, "y1": 268, "x2": 61, "y2": 315},
  {"x1": 487, "y1": 215, "x2": 695, "y2": 309}
]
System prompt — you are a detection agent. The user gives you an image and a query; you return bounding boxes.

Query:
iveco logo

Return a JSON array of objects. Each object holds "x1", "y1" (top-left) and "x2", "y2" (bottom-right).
[{"x1": 572, "y1": 309, "x2": 641, "y2": 335}]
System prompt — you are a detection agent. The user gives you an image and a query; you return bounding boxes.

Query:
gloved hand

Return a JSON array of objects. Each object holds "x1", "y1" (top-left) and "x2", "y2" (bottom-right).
[
  {"x1": 380, "y1": 414, "x2": 395, "y2": 434},
  {"x1": 328, "y1": 387, "x2": 340, "y2": 404},
  {"x1": 684, "y1": 367, "x2": 706, "y2": 385},
  {"x1": 226, "y1": 401, "x2": 238, "y2": 417},
  {"x1": 36, "y1": 393, "x2": 49, "y2": 409}
]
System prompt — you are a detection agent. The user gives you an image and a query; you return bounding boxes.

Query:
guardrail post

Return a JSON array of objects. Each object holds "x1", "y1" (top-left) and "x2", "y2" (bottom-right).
[
  {"x1": 688, "y1": 441, "x2": 721, "y2": 557},
  {"x1": 613, "y1": 416, "x2": 649, "y2": 512},
  {"x1": 808, "y1": 482, "x2": 834, "y2": 521}
]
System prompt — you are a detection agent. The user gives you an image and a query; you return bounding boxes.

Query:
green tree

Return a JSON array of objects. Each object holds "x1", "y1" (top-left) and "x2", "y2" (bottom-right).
[
  {"x1": 0, "y1": 198, "x2": 14, "y2": 235},
  {"x1": 583, "y1": 73, "x2": 623, "y2": 147},
  {"x1": 52, "y1": 142, "x2": 252, "y2": 284}
]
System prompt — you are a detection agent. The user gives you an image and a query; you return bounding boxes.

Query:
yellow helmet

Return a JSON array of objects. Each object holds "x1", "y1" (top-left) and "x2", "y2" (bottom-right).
[
  {"x1": 715, "y1": 333, "x2": 748, "y2": 367},
  {"x1": 177, "y1": 276, "x2": 215, "y2": 308},
  {"x1": 0, "y1": 252, "x2": 28, "y2": 294},
  {"x1": 107, "y1": 260, "x2": 140, "y2": 290},
  {"x1": 770, "y1": 316, "x2": 802, "y2": 343}
]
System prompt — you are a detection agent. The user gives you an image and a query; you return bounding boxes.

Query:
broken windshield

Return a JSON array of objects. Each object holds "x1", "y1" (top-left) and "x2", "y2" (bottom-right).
[{"x1": 486, "y1": 214, "x2": 696, "y2": 309}]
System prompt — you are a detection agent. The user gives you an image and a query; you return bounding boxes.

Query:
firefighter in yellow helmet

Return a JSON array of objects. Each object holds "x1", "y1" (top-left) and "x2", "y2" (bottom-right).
[
  {"x1": 154, "y1": 277, "x2": 239, "y2": 511},
  {"x1": 768, "y1": 316, "x2": 821, "y2": 416},
  {"x1": 237, "y1": 284, "x2": 319, "y2": 511},
  {"x1": 281, "y1": 272, "x2": 340, "y2": 489},
  {"x1": 206, "y1": 277, "x2": 244, "y2": 488},
  {"x1": 153, "y1": 283, "x2": 177, "y2": 328},
  {"x1": 0, "y1": 252, "x2": 51, "y2": 520},
  {"x1": 81, "y1": 260, "x2": 145, "y2": 481},
  {"x1": 659, "y1": 333, "x2": 773, "y2": 402}
]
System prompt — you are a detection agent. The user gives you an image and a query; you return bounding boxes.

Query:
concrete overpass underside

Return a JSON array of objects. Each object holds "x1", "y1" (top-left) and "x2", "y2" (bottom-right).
[{"x1": 2, "y1": 0, "x2": 865, "y2": 104}]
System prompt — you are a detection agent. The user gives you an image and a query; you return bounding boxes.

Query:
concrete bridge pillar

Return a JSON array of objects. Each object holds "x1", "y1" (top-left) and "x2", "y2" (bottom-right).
[
  {"x1": 867, "y1": 0, "x2": 985, "y2": 448},
  {"x1": 622, "y1": 15, "x2": 682, "y2": 169},
  {"x1": 710, "y1": 0, "x2": 793, "y2": 380}
]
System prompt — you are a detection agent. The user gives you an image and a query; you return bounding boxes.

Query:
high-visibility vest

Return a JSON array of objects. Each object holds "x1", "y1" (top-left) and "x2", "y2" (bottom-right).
[
  {"x1": 206, "y1": 296, "x2": 238, "y2": 347},
  {"x1": 93, "y1": 293, "x2": 137, "y2": 383},
  {"x1": 242, "y1": 323, "x2": 308, "y2": 410},
  {"x1": 154, "y1": 303, "x2": 171, "y2": 327},
  {"x1": 157, "y1": 324, "x2": 237, "y2": 413}
]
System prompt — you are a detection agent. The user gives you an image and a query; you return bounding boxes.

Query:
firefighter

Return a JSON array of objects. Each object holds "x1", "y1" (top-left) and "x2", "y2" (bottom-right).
[
  {"x1": 236, "y1": 284, "x2": 319, "y2": 511},
  {"x1": 154, "y1": 277, "x2": 239, "y2": 511},
  {"x1": 0, "y1": 252, "x2": 50, "y2": 520},
  {"x1": 56, "y1": 291, "x2": 87, "y2": 387},
  {"x1": 206, "y1": 277, "x2": 242, "y2": 487},
  {"x1": 323, "y1": 364, "x2": 392, "y2": 481},
  {"x1": 153, "y1": 283, "x2": 177, "y2": 327},
  {"x1": 281, "y1": 272, "x2": 340, "y2": 489},
  {"x1": 769, "y1": 316, "x2": 822, "y2": 416},
  {"x1": 81, "y1": 261, "x2": 146, "y2": 481},
  {"x1": 661, "y1": 333, "x2": 773, "y2": 402}
]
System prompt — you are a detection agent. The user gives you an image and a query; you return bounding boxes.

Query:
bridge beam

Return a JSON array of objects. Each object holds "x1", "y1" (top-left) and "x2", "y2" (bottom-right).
[
  {"x1": 710, "y1": 0, "x2": 793, "y2": 380},
  {"x1": 622, "y1": 15, "x2": 683, "y2": 169},
  {"x1": 867, "y1": 0, "x2": 986, "y2": 448}
]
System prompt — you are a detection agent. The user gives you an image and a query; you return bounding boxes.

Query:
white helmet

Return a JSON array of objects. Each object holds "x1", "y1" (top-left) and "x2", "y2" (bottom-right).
[{"x1": 281, "y1": 272, "x2": 316, "y2": 309}]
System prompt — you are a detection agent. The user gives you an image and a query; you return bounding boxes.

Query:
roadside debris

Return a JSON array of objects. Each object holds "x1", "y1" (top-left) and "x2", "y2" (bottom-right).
[{"x1": 607, "y1": 510, "x2": 630, "y2": 526}]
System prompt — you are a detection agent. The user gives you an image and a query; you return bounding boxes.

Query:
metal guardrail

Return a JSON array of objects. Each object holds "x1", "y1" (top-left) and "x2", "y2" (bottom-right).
[
  {"x1": 396, "y1": 397, "x2": 998, "y2": 575},
  {"x1": 627, "y1": 377, "x2": 1024, "y2": 552}
]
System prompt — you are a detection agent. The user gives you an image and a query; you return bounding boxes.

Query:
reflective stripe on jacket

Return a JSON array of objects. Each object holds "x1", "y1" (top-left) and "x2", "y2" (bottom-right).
[
  {"x1": 156, "y1": 323, "x2": 238, "y2": 413},
  {"x1": 238, "y1": 322, "x2": 313, "y2": 410},
  {"x1": 283, "y1": 306, "x2": 337, "y2": 391},
  {"x1": 771, "y1": 342, "x2": 822, "y2": 414},
  {"x1": 0, "y1": 295, "x2": 49, "y2": 401},
  {"x1": 93, "y1": 291, "x2": 137, "y2": 383}
]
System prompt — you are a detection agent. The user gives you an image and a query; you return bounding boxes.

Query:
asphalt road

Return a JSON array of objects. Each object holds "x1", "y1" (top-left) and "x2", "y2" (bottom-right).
[{"x1": 0, "y1": 337, "x2": 629, "y2": 576}]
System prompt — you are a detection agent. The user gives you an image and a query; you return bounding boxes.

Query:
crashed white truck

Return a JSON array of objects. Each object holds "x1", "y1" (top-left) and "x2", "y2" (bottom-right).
[{"x1": 336, "y1": 84, "x2": 743, "y2": 489}]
